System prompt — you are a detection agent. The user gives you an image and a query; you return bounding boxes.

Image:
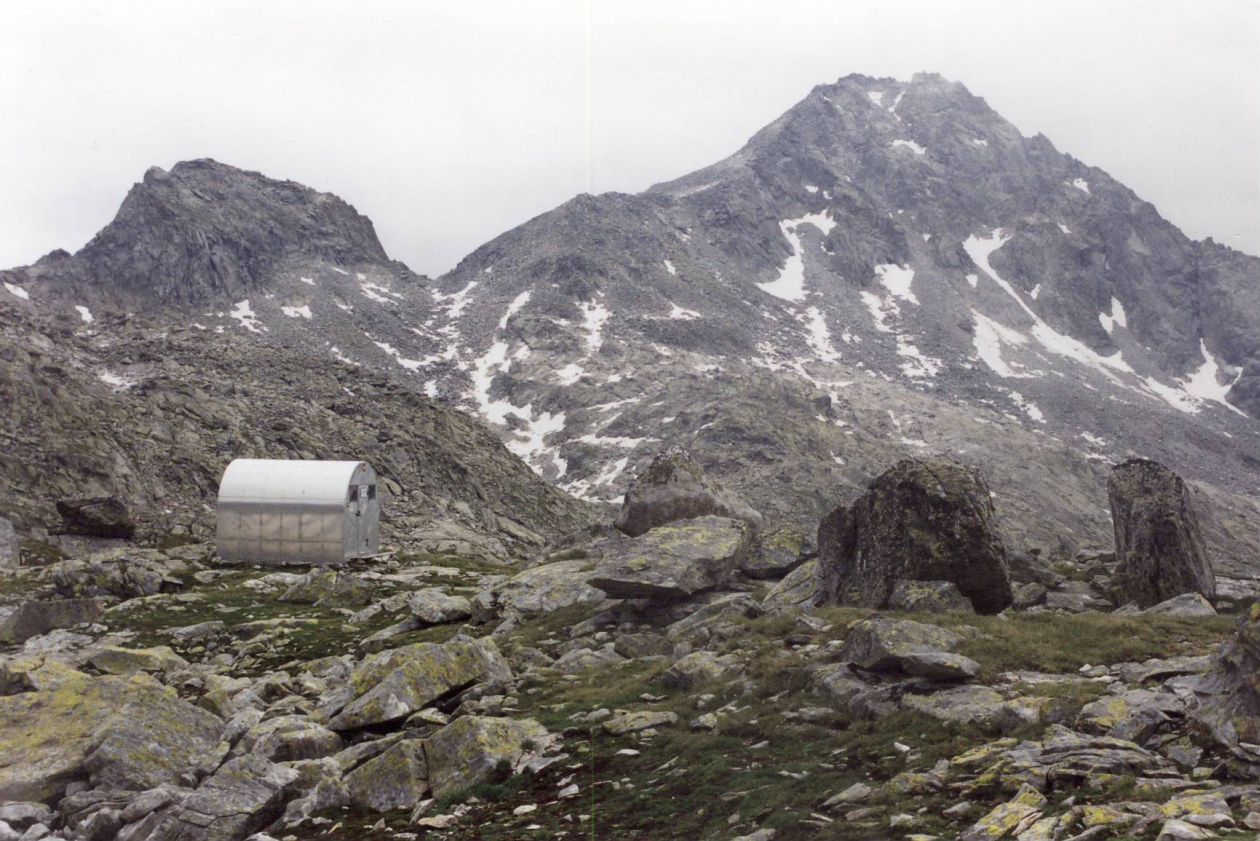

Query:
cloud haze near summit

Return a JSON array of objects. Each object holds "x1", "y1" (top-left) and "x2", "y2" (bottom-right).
[{"x1": 1, "y1": 0, "x2": 1256, "y2": 277}]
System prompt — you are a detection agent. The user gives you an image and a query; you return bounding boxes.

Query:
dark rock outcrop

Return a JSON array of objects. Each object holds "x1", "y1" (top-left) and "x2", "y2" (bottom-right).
[
  {"x1": 614, "y1": 448, "x2": 763, "y2": 538},
  {"x1": 0, "y1": 598, "x2": 102, "y2": 644},
  {"x1": 1191, "y1": 604, "x2": 1260, "y2": 771},
  {"x1": 816, "y1": 459, "x2": 1012, "y2": 614},
  {"x1": 1108, "y1": 458, "x2": 1215, "y2": 608},
  {"x1": 55, "y1": 496, "x2": 135, "y2": 539}
]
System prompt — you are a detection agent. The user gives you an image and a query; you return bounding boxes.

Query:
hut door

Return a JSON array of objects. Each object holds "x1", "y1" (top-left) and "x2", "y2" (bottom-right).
[{"x1": 346, "y1": 485, "x2": 363, "y2": 555}]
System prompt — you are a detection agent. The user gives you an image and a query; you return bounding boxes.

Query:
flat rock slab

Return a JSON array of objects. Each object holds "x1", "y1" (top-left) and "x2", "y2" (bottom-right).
[
  {"x1": 328, "y1": 638, "x2": 511, "y2": 731},
  {"x1": 839, "y1": 616, "x2": 964, "y2": 672},
  {"x1": 590, "y1": 515, "x2": 753, "y2": 601}
]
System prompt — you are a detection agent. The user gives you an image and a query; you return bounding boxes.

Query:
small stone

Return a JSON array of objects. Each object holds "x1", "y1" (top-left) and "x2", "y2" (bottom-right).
[{"x1": 512, "y1": 804, "x2": 538, "y2": 816}]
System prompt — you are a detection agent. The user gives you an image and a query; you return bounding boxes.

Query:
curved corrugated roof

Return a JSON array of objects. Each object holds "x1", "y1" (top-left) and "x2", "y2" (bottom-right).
[{"x1": 218, "y1": 459, "x2": 372, "y2": 506}]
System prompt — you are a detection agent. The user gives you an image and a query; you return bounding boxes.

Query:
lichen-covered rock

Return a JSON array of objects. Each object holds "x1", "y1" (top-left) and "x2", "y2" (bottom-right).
[
  {"x1": 601, "y1": 710, "x2": 678, "y2": 736},
  {"x1": 1190, "y1": 603, "x2": 1260, "y2": 768},
  {"x1": 838, "y1": 616, "x2": 963, "y2": 672},
  {"x1": 552, "y1": 644, "x2": 626, "y2": 674},
  {"x1": 0, "y1": 664, "x2": 221, "y2": 803},
  {"x1": 762, "y1": 559, "x2": 819, "y2": 610},
  {"x1": 1140, "y1": 592, "x2": 1216, "y2": 617},
  {"x1": 423, "y1": 716, "x2": 548, "y2": 799},
  {"x1": 243, "y1": 716, "x2": 343, "y2": 763},
  {"x1": 901, "y1": 685, "x2": 1042, "y2": 731},
  {"x1": 888, "y1": 580, "x2": 975, "y2": 614},
  {"x1": 0, "y1": 598, "x2": 102, "y2": 644},
  {"x1": 817, "y1": 459, "x2": 1012, "y2": 614},
  {"x1": 482, "y1": 559, "x2": 606, "y2": 619},
  {"x1": 959, "y1": 784, "x2": 1046, "y2": 841},
  {"x1": 327, "y1": 637, "x2": 511, "y2": 731},
  {"x1": 899, "y1": 650, "x2": 981, "y2": 681},
  {"x1": 279, "y1": 569, "x2": 374, "y2": 607},
  {"x1": 345, "y1": 739, "x2": 428, "y2": 812},
  {"x1": 1109, "y1": 459, "x2": 1215, "y2": 608},
  {"x1": 740, "y1": 526, "x2": 812, "y2": 579},
  {"x1": 88, "y1": 645, "x2": 189, "y2": 675},
  {"x1": 663, "y1": 651, "x2": 742, "y2": 690},
  {"x1": 50, "y1": 551, "x2": 186, "y2": 599},
  {"x1": 614, "y1": 447, "x2": 763, "y2": 537},
  {"x1": 590, "y1": 515, "x2": 753, "y2": 600},
  {"x1": 141, "y1": 754, "x2": 297, "y2": 841},
  {"x1": 406, "y1": 588, "x2": 472, "y2": 625}
]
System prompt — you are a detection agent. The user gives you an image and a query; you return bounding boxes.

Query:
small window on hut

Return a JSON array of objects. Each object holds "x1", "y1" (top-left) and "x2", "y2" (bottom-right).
[
  {"x1": 367, "y1": 485, "x2": 377, "y2": 500},
  {"x1": 348, "y1": 486, "x2": 360, "y2": 502}
]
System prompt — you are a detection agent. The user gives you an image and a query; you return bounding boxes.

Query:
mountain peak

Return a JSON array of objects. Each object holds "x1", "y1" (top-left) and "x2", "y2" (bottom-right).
[{"x1": 14, "y1": 158, "x2": 393, "y2": 307}]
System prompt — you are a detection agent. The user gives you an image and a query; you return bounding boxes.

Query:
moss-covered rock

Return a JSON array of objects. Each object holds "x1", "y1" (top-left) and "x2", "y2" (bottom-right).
[
  {"x1": 590, "y1": 515, "x2": 753, "y2": 600},
  {"x1": 327, "y1": 637, "x2": 511, "y2": 731},
  {"x1": 818, "y1": 458, "x2": 1013, "y2": 613},
  {"x1": 88, "y1": 645, "x2": 188, "y2": 675},
  {"x1": 345, "y1": 739, "x2": 428, "y2": 812},
  {"x1": 424, "y1": 715, "x2": 548, "y2": 799},
  {"x1": 614, "y1": 447, "x2": 763, "y2": 538},
  {"x1": 0, "y1": 664, "x2": 221, "y2": 803}
]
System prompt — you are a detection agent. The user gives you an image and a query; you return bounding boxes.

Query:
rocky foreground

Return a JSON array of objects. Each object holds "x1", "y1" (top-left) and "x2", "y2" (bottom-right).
[{"x1": 0, "y1": 453, "x2": 1258, "y2": 841}]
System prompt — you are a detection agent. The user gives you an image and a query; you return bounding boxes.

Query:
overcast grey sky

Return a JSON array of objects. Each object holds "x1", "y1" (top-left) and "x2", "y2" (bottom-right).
[{"x1": 1, "y1": 0, "x2": 1257, "y2": 277}]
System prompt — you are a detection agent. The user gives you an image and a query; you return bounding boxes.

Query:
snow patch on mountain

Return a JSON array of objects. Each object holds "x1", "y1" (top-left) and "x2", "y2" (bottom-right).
[
  {"x1": 802, "y1": 306, "x2": 840, "y2": 362},
  {"x1": 875, "y1": 264, "x2": 918, "y2": 304},
  {"x1": 75, "y1": 305, "x2": 93, "y2": 323},
  {"x1": 1179, "y1": 339, "x2": 1247, "y2": 416},
  {"x1": 1098, "y1": 297, "x2": 1127, "y2": 334},
  {"x1": 757, "y1": 212, "x2": 836, "y2": 302},
  {"x1": 663, "y1": 259, "x2": 676, "y2": 276},
  {"x1": 892, "y1": 139, "x2": 927, "y2": 155},
  {"x1": 229, "y1": 299, "x2": 264, "y2": 333},
  {"x1": 282, "y1": 304, "x2": 312, "y2": 319},
  {"x1": 971, "y1": 311, "x2": 1032, "y2": 379},
  {"x1": 4, "y1": 282, "x2": 30, "y2": 301}
]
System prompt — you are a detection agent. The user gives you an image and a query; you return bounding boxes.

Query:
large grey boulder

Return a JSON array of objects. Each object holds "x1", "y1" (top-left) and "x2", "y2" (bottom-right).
[
  {"x1": 344, "y1": 739, "x2": 428, "y2": 812},
  {"x1": 816, "y1": 459, "x2": 1012, "y2": 614},
  {"x1": 590, "y1": 515, "x2": 754, "y2": 601},
  {"x1": 1109, "y1": 459, "x2": 1215, "y2": 608},
  {"x1": 326, "y1": 637, "x2": 511, "y2": 731},
  {"x1": 0, "y1": 663, "x2": 221, "y2": 804},
  {"x1": 141, "y1": 754, "x2": 297, "y2": 841},
  {"x1": 0, "y1": 598, "x2": 102, "y2": 644},
  {"x1": 838, "y1": 615, "x2": 971, "y2": 677},
  {"x1": 481, "y1": 559, "x2": 607, "y2": 620},
  {"x1": 1190, "y1": 605, "x2": 1260, "y2": 769},
  {"x1": 614, "y1": 447, "x2": 763, "y2": 537},
  {"x1": 423, "y1": 716, "x2": 548, "y2": 799}
]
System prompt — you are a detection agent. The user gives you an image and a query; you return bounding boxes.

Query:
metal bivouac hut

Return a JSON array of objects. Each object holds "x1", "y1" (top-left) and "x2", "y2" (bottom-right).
[{"x1": 216, "y1": 459, "x2": 380, "y2": 564}]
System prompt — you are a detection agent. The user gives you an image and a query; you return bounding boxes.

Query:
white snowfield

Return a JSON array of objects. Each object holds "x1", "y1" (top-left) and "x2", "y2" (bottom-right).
[
  {"x1": 229, "y1": 299, "x2": 264, "y2": 333},
  {"x1": 875, "y1": 264, "x2": 918, "y2": 305},
  {"x1": 757, "y1": 212, "x2": 836, "y2": 302},
  {"x1": 75, "y1": 305, "x2": 93, "y2": 323},
  {"x1": 4, "y1": 282, "x2": 30, "y2": 300},
  {"x1": 281, "y1": 304, "x2": 312, "y2": 319}
]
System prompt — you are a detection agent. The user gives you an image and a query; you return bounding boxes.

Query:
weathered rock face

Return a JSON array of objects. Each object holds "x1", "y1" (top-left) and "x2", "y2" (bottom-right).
[
  {"x1": 326, "y1": 637, "x2": 511, "y2": 731},
  {"x1": 424, "y1": 716, "x2": 548, "y2": 799},
  {"x1": 0, "y1": 663, "x2": 221, "y2": 804},
  {"x1": 54, "y1": 496, "x2": 135, "y2": 539},
  {"x1": 838, "y1": 616, "x2": 965, "y2": 673},
  {"x1": 344, "y1": 739, "x2": 428, "y2": 812},
  {"x1": 1191, "y1": 603, "x2": 1260, "y2": 768},
  {"x1": 1109, "y1": 459, "x2": 1215, "y2": 608},
  {"x1": 590, "y1": 515, "x2": 754, "y2": 600},
  {"x1": 816, "y1": 459, "x2": 1012, "y2": 614},
  {"x1": 142, "y1": 754, "x2": 298, "y2": 841},
  {"x1": 479, "y1": 559, "x2": 607, "y2": 621},
  {"x1": 614, "y1": 448, "x2": 763, "y2": 537},
  {"x1": 0, "y1": 598, "x2": 102, "y2": 644}
]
